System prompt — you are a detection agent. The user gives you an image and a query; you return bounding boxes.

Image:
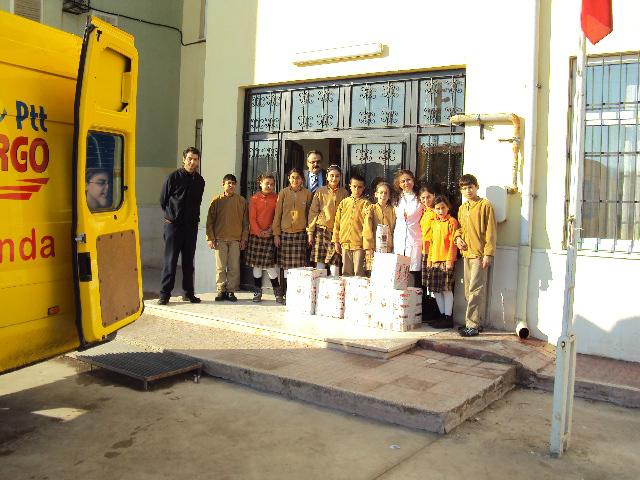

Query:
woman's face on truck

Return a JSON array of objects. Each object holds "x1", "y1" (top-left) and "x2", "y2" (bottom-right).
[{"x1": 86, "y1": 172, "x2": 110, "y2": 209}]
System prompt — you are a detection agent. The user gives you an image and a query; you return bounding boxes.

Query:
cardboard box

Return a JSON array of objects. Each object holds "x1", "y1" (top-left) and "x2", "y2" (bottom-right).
[
  {"x1": 370, "y1": 287, "x2": 421, "y2": 332},
  {"x1": 343, "y1": 276, "x2": 371, "y2": 324},
  {"x1": 407, "y1": 287, "x2": 423, "y2": 325},
  {"x1": 286, "y1": 267, "x2": 327, "y2": 315},
  {"x1": 315, "y1": 276, "x2": 346, "y2": 318},
  {"x1": 375, "y1": 224, "x2": 390, "y2": 253},
  {"x1": 370, "y1": 252, "x2": 410, "y2": 290}
]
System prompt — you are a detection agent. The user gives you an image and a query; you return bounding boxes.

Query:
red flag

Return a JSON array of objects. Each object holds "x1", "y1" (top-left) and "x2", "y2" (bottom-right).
[{"x1": 581, "y1": 0, "x2": 613, "y2": 44}]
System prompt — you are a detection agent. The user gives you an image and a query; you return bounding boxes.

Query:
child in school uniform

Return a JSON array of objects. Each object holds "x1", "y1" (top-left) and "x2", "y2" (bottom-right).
[
  {"x1": 363, "y1": 181, "x2": 396, "y2": 273},
  {"x1": 307, "y1": 165, "x2": 349, "y2": 277},
  {"x1": 419, "y1": 184, "x2": 439, "y2": 322},
  {"x1": 392, "y1": 169, "x2": 424, "y2": 287},
  {"x1": 426, "y1": 195, "x2": 460, "y2": 329},
  {"x1": 273, "y1": 168, "x2": 313, "y2": 304},
  {"x1": 246, "y1": 173, "x2": 280, "y2": 303},
  {"x1": 332, "y1": 173, "x2": 370, "y2": 277},
  {"x1": 206, "y1": 174, "x2": 249, "y2": 302},
  {"x1": 454, "y1": 174, "x2": 497, "y2": 337}
]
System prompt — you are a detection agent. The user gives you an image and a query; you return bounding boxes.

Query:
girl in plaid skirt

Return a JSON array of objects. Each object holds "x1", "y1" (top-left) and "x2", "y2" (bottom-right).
[
  {"x1": 307, "y1": 165, "x2": 349, "y2": 277},
  {"x1": 363, "y1": 182, "x2": 395, "y2": 273},
  {"x1": 425, "y1": 195, "x2": 459, "y2": 329},
  {"x1": 419, "y1": 184, "x2": 439, "y2": 322},
  {"x1": 273, "y1": 168, "x2": 313, "y2": 304},
  {"x1": 246, "y1": 173, "x2": 281, "y2": 302}
]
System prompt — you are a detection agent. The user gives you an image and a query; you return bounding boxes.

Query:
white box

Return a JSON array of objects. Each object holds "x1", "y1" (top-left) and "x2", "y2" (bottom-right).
[
  {"x1": 370, "y1": 288, "x2": 420, "y2": 332},
  {"x1": 343, "y1": 276, "x2": 371, "y2": 324},
  {"x1": 375, "y1": 224, "x2": 390, "y2": 253},
  {"x1": 370, "y1": 252, "x2": 410, "y2": 291},
  {"x1": 406, "y1": 287, "x2": 423, "y2": 325},
  {"x1": 316, "y1": 276, "x2": 346, "y2": 318},
  {"x1": 286, "y1": 267, "x2": 327, "y2": 315}
]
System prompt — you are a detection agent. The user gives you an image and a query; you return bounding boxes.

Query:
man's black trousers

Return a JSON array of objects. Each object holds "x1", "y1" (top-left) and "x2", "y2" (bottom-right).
[{"x1": 160, "y1": 222, "x2": 198, "y2": 298}]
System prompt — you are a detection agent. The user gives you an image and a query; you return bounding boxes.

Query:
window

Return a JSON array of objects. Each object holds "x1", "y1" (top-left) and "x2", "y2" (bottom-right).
[
  {"x1": 243, "y1": 71, "x2": 465, "y2": 199},
  {"x1": 573, "y1": 54, "x2": 640, "y2": 253},
  {"x1": 85, "y1": 132, "x2": 124, "y2": 212}
]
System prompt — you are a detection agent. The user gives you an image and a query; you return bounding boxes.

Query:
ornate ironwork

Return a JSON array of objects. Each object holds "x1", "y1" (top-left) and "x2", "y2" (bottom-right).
[
  {"x1": 382, "y1": 83, "x2": 400, "y2": 98},
  {"x1": 381, "y1": 110, "x2": 398, "y2": 126},
  {"x1": 444, "y1": 106, "x2": 462, "y2": 119},
  {"x1": 359, "y1": 85, "x2": 377, "y2": 100},
  {"x1": 355, "y1": 147, "x2": 372, "y2": 163},
  {"x1": 423, "y1": 107, "x2": 441, "y2": 124},
  {"x1": 379, "y1": 146, "x2": 393, "y2": 164},
  {"x1": 423, "y1": 79, "x2": 439, "y2": 95},
  {"x1": 317, "y1": 113, "x2": 334, "y2": 128},
  {"x1": 265, "y1": 93, "x2": 280, "y2": 106},
  {"x1": 359, "y1": 109, "x2": 375, "y2": 126},
  {"x1": 317, "y1": 88, "x2": 334, "y2": 103},
  {"x1": 298, "y1": 90, "x2": 313, "y2": 104},
  {"x1": 297, "y1": 115, "x2": 313, "y2": 129},
  {"x1": 443, "y1": 78, "x2": 463, "y2": 93},
  {"x1": 260, "y1": 117, "x2": 278, "y2": 131}
]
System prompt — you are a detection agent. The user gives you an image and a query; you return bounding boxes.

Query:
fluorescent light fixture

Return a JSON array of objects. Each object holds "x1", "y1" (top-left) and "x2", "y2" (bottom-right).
[{"x1": 293, "y1": 43, "x2": 384, "y2": 66}]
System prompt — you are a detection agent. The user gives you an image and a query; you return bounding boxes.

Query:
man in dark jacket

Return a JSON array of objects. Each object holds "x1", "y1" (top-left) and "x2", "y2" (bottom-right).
[
  {"x1": 304, "y1": 150, "x2": 327, "y2": 194},
  {"x1": 158, "y1": 147, "x2": 205, "y2": 304}
]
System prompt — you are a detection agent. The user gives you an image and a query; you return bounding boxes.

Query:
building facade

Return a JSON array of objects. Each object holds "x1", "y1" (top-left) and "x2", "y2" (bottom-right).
[{"x1": 7, "y1": 0, "x2": 639, "y2": 362}]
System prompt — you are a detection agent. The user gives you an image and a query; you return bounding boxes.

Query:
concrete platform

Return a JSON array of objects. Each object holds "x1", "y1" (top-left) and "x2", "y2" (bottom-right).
[{"x1": 145, "y1": 291, "x2": 436, "y2": 360}]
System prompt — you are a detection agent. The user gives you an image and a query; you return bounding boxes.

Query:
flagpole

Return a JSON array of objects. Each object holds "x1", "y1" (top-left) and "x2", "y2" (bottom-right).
[{"x1": 550, "y1": 27, "x2": 587, "y2": 458}]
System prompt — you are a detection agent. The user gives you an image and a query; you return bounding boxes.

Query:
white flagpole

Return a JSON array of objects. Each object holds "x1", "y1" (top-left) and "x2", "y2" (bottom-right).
[{"x1": 550, "y1": 25, "x2": 587, "y2": 458}]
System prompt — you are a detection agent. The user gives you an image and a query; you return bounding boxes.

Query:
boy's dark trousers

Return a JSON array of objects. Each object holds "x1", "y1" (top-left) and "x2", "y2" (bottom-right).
[{"x1": 160, "y1": 221, "x2": 198, "y2": 298}]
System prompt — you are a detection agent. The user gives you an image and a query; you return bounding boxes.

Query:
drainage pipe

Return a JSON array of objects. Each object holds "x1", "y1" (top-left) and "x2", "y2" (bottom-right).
[{"x1": 512, "y1": 0, "x2": 540, "y2": 340}]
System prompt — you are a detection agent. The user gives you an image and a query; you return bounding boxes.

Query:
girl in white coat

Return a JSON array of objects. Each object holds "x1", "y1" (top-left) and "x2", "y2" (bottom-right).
[{"x1": 392, "y1": 169, "x2": 424, "y2": 287}]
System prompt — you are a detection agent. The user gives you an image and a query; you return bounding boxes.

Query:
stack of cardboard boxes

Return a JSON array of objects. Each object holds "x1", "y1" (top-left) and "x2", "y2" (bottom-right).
[{"x1": 286, "y1": 252, "x2": 422, "y2": 332}]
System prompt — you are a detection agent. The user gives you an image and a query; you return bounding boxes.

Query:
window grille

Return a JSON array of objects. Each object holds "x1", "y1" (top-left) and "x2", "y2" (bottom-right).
[{"x1": 572, "y1": 53, "x2": 640, "y2": 253}]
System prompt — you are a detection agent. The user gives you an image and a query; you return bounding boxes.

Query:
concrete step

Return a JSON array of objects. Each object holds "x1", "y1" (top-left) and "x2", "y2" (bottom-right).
[{"x1": 115, "y1": 313, "x2": 517, "y2": 434}]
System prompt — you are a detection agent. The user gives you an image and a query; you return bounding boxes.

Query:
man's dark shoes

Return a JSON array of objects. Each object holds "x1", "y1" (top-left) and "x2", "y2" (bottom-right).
[
  {"x1": 458, "y1": 325, "x2": 484, "y2": 333},
  {"x1": 215, "y1": 291, "x2": 227, "y2": 302},
  {"x1": 459, "y1": 326, "x2": 480, "y2": 337},
  {"x1": 182, "y1": 294, "x2": 201, "y2": 303},
  {"x1": 431, "y1": 314, "x2": 454, "y2": 329},
  {"x1": 157, "y1": 296, "x2": 169, "y2": 305},
  {"x1": 227, "y1": 292, "x2": 238, "y2": 302}
]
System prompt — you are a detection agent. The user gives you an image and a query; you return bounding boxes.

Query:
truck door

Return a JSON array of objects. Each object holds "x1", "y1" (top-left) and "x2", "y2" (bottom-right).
[{"x1": 72, "y1": 17, "x2": 142, "y2": 345}]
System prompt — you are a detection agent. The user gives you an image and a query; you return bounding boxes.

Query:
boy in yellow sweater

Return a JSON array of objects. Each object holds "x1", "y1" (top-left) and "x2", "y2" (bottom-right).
[
  {"x1": 206, "y1": 174, "x2": 249, "y2": 302},
  {"x1": 333, "y1": 174, "x2": 370, "y2": 276},
  {"x1": 454, "y1": 174, "x2": 497, "y2": 337}
]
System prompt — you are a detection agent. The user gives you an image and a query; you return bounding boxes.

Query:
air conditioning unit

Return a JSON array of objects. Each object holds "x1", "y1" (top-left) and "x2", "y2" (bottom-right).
[
  {"x1": 15, "y1": 0, "x2": 42, "y2": 22},
  {"x1": 62, "y1": 0, "x2": 90, "y2": 15}
]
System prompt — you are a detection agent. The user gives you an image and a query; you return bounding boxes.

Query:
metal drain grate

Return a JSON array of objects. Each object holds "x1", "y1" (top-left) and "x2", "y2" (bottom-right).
[{"x1": 76, "y1": 342, "x2": 202, "y2": 390}]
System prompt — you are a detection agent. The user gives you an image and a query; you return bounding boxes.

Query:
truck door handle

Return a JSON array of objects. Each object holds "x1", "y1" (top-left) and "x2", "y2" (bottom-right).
[{"x1": 78, "y1": 252, "x2": 92, "y2": 282}]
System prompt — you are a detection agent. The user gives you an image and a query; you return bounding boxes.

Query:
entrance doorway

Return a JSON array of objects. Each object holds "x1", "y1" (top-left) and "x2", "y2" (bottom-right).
[{"x1": 283, "y1": 138, "x2": 342, "y2": 184}]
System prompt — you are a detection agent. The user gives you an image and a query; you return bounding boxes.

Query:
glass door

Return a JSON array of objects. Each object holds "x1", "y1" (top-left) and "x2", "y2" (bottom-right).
[{"x1": 343, "y1": 136, "x2": 409, "y2": 200}]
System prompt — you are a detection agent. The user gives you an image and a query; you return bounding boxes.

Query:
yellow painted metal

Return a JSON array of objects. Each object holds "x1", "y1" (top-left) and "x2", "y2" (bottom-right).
[
  {"x1": 0, "y1": 11, "x2": 141, "y2": 374},
  {"x1": 75, "y1": 16, "x2": 141, "y2": 344}
]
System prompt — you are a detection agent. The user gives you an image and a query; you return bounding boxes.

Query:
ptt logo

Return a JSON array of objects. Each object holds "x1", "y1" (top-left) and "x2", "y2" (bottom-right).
[{"x1": 0, "y1": 101, "x2": 50, "y2": 200}]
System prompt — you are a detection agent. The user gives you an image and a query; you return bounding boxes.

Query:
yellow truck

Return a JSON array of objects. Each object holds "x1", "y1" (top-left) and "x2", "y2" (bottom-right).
[{"x1": 0, "y1": 11, "x2": 142, "y2": 374}]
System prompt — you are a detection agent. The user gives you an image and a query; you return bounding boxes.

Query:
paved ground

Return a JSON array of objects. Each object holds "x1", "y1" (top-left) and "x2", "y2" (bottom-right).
[
  {"x1": 0, "y1": 357, "x2": 638, "y2": 480},
  {"x1": 114, "y1": 314, "x2": 515, "y2": 433}
]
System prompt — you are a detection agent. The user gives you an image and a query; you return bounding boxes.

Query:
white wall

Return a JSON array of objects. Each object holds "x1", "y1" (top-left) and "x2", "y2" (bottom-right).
[{"x1": 200, "y1": 0, "x2": 640, "y2": 361}]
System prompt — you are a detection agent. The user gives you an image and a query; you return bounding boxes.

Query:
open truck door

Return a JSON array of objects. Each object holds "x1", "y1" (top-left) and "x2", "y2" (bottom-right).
[{"x1": 72, "y1": 17, "x2": 142, "y2": 346}]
